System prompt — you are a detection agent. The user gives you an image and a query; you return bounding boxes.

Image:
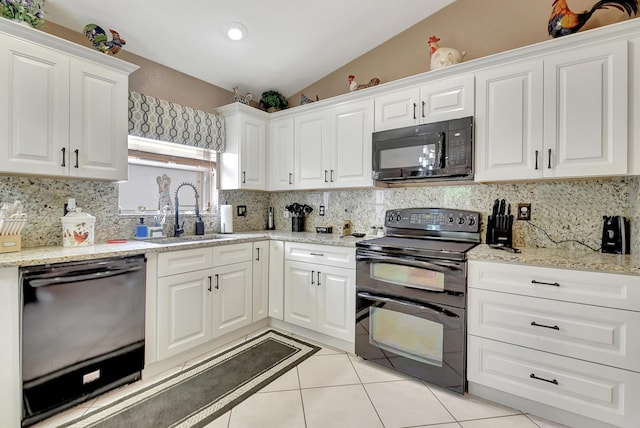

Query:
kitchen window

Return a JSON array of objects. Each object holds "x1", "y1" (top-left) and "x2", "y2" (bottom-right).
[{"x1": 118, "y1": 136, "x2": 217, "y2": 215}]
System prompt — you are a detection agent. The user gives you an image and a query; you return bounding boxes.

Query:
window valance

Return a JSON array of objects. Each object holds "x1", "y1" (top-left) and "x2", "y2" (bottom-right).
[{"x1": 128, "y1": 91, "x2": 225, "y2": 152}]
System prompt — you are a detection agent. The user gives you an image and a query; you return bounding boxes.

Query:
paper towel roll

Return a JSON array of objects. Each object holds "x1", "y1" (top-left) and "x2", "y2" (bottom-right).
[{"x1": 220, "y1": 205, "x2": 233, "y2": 234}]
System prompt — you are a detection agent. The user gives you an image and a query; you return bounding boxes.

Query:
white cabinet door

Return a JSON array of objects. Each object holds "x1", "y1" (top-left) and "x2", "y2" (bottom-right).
[
  {"x1": 374, "y1": 87, "x2": 420, "y2": 131},
  {"x1": 268, "y1": 240, "x2": 285, "y2": 320},
  {"x1": 69, "y1": 58, "x2": 129, "y2": 180},
  {"x1": 0, "y1": 35, "x2": 69, "y2": 176},
  {"x1": 294, "y1": 110, "x2": 332, "y2": 189},
  {"x1": 474, "y1": 60, "x2": 544, "y2": 182},
  {"x1": 212, "y1": 261, "x2": 253, "y2": 337},
  {"x1": 284, "y1": 260, "x2": 317, "y2": 330},
  {"x1": 157, "y1": 269, "x2": 212, "y2": 360},
  {"x1": 629, "y1": 36, "x2": 640, "y2": 174},
  {"x1": 268, "y1": 117, "x2": 295, "y2": 190},
  {"x1": 330, "y1": 99, "x2": 374, "y2": 188},
  {"x1": 252, "y1": 241, "x2": 269, "y2": 321},
  {"x1": 543, "y1": 41, "x2": 627, "y2": 178},
  {"x1": 419, "y1": 74, "x2": 474, "y2": 124},
  {"x1": 316, "y1": 266, "x2": 355, "y2": 342},
  {"x1": 240, "y1": 114, "x2": 267, "y2": 189}
]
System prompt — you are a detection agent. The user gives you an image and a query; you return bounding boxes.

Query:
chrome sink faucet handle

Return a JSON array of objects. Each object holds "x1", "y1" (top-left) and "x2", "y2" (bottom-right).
[{"x1": 174, "y1": 182, "x2": 200, "y2": 237}]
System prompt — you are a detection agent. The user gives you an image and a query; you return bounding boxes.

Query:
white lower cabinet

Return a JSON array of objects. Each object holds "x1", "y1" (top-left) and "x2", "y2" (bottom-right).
[
  {"x1": 156, "y1": 243, "x2": 254, "y2": 360},
  {"x1": 268, "y1": 240, "x2": 285, "y2": 320},
  {"x1": 468, "y1": 260, "x2": 640, "y2": 427},
  {"x1": 252, "y1": 240, "x2": 269, "y2": 321},
  {"x1": 283, "y1": 243, "x2": 355, "y2": 343}
]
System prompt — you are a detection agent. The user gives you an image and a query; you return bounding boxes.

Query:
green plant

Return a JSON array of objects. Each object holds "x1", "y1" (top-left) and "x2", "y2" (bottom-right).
[
  {"x1": 259, "y1": 90, "x2": 289, "y2": 111},
  {"x1": 0, "y1": 0, "x2": 45, "y2": 28}
]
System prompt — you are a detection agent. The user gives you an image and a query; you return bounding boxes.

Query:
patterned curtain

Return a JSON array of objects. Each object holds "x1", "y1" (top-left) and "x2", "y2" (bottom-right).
[{"x1": 128, "y1": 91, "x2": 225, "y2": 152}]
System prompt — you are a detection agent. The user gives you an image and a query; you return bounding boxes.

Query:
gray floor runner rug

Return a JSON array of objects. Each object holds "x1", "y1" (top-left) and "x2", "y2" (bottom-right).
[{"x1": 60, "y1": 330, "x2": 319, "y2": 428}]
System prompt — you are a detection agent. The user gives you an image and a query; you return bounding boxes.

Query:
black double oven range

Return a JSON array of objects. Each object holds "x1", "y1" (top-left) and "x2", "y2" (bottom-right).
[{"x1": 355, "y1": 207, "x2": 481, "y2": 394}]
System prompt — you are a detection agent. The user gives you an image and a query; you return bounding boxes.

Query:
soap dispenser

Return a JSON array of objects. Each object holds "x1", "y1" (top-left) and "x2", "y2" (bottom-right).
[{"x1": 135, "y1": 217, "x2": 149, "y2": 238}]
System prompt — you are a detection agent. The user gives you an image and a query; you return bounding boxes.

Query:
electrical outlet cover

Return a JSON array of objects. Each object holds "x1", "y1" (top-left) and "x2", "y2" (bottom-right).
[
  {"x1": 517, "y1": 203, "x2": 531, "y2": 220},
  {"x1": 237, "y1": 205, "x2": 247, "y2": 217}
]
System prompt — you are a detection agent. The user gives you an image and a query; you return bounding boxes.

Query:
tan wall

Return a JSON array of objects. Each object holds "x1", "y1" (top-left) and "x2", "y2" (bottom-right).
[
  {"x1": 42, "y1": 22, "x2": 234, "y2": 113},
  {"x1": 295, "y1": 0, "x2": 637, "y2": 105}
]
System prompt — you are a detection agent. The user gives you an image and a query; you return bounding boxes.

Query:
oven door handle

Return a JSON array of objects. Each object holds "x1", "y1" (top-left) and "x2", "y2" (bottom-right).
[
  {"x1": 357, "y1": 291, "x2": 459, "y2": 318},
  {"x1": 356, "y1": 253, "x2": 460, "y2": 273}
]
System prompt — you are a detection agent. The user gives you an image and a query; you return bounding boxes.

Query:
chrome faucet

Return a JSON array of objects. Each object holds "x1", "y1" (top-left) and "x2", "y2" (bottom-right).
[{"x1": 174, "y1": 182, "x2": 205, "y2": 237}]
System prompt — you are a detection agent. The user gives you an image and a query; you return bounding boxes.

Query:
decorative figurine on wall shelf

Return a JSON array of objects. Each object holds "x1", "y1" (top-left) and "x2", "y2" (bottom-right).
[
  {"x1": 157, "y1": 173, "x2": 173, "y2": 212},
  {"x1": 300, "y1": 93, "x2": 319, "y2": 105},
  {"x1": 233, "y1": 87, "x2": 253, "y2": 105},
  {"x1": 547, "y1": 0, "x2": 637, "y2": 38},
  {"x1": 348, "y1": 75, "x2": 381, "y2": 92},
  {"x1": 428, "y1": 35, "x2": 465, "y2": 70},
  {"x1": 84, "y1": 24, "x2": 126, "y2": 55}
]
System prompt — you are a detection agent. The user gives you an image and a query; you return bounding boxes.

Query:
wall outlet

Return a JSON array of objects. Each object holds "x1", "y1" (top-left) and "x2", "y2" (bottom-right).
[
  {"x1": 517, "y1": 203, "x2": 531, "y2": 221},
  {"x1": 319, "y1": 205, "x2": 325, "y2": 216},
  {"x1": 237, "y1": 205, "x2": 247, "y2": 217}
]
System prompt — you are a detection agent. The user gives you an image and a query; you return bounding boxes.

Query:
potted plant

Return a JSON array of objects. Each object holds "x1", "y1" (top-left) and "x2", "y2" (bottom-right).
[
  {"x1": 0, "y1": 0, "x2": 45, "y2": 28},
  {"x1": 259, "y1": 90, "x2": 289, "y2": 112}
]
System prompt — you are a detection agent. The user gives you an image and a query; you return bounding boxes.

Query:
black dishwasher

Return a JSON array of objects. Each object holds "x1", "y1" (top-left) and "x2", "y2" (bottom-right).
[{"x1": 20, "y1": 255, "x2": 146, "y2": 427}]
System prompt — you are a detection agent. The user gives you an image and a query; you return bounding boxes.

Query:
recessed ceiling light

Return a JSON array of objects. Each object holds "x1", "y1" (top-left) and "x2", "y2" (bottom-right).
[{"x1": 226, "y1": 23, "x2": 247, "y2": 41}]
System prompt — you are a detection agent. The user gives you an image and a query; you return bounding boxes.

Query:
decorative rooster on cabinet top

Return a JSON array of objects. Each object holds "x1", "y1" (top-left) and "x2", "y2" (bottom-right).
[
  {"x1": 548, "y1": 0, "x2": 638, "y2": 38},
  {"x1": 83, "y1": 24, "x2": 126, "y2": 55}
]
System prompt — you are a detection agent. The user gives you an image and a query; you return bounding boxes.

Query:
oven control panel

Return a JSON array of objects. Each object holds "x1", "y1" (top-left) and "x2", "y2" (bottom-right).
[{"x1": 385, "y1": 208, "x2": 480, "y2": 233}]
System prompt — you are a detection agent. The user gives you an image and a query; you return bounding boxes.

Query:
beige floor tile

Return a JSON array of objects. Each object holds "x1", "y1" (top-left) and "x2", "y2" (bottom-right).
[
  {"x1": 259, "y1": 366, "x2": 300, "y2": 392},
  {"x1": 228, "y1": 390, "x2": 305, "y2": 428},
  {"x1": 526, "y1": 413, "x2": 572, "y2": 427},
  {"x1": 430, "y1": 387, "x2": 520, "y2": 421},
  {"x1": 348, "y1": 354, "x2": 410, "y2": 383},
  {"x1": 302, "y1": 384, "x2": 383, "y2": 428},
  {"x1": 204, "y1": 411, "x2": 230, "y2": 428},
  {"x1": 31, "y1": 405, "x2": 90, "y2": 428},
  {"x1": 297, "y1": 354, "x2": 360, "y2": 388},
  {"x1": 460, "y1": 414, "x2": 540, "y2": 428},
  {"x1": 365, "y1": 380, "x2": 455, "y2": 427},
  {"x1": 414, "y1": 424, "x2": 462, "y2": 428}
]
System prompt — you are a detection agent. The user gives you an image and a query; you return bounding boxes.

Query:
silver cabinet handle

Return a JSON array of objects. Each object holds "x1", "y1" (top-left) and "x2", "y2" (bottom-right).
[
  {"x1": 61, "y1": 147, "x2": 66, "y2": 167},
  {"x1": 324, "y1": 170, "x2": 328, "y2": 183},
  {"x1": 74, "y1": 149, "x2": 79, "y2": 168},
  {"x1": 330, "y1": 169, "x2": 334, "y2": 182},
  {"x1": 242, "y1": 171, "x2": 246, "y2": 183},
  {"x1": 288, "y1": 173, "x2": 292, "y2": 185}
]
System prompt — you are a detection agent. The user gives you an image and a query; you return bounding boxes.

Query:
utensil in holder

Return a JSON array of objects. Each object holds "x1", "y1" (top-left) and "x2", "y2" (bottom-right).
[
  {"x1": 0, "y1": 217, "x2": 26, "y2": 253},
  {"x1": 292, "y1": 216, "x2": 305, "y2": 232}
]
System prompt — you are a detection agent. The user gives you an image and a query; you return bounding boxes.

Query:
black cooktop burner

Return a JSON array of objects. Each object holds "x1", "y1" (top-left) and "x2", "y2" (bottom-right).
[{"x1": 356, "y1": 236, "x2": 477, "y2": 261}]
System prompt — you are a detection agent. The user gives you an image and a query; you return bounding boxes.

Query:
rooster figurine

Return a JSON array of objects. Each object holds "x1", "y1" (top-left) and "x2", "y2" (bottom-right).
[
  {"x1": 548, "y1": 0, "x2": 638, "y2": 38},
  {"x1": 83, "y1": 24, "x2": 126, "y2": 55},
  {"x1": 428, "y1": 36, "x2": 465, "y2": 70}
]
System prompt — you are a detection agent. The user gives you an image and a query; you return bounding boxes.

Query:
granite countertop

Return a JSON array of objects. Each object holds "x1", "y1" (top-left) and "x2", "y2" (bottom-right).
[
  {"x1": 0, "y1": 231, "x2": 367, "y2": 268},
  {"x1": 468, "y1": 244, "x2": 640, "y2": 276},
  {"x1": 3, "y1": 232, "x2": 640, "y2": 275}
]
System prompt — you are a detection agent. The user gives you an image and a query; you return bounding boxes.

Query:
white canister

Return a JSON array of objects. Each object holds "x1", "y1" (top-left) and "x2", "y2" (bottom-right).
[
  {"x1": 61, "y1": 211, "x2": 95, "y2": 247},
  {"x1": 220, "y1": 204, "x2": 233, "y2": 234}
]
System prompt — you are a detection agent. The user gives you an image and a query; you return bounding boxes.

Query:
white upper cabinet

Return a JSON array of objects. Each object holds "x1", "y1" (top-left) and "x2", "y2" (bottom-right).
[
  {"x1": 217, "y1": 103, "x2": 268, "y2": 190},
  {"x1": 476, "y1": 40, "x2": 628, "y2": 182},
  {"x1": 294, "y1": 99, "x2": 374, "y2": 190},
  {"x1": 268, "y1": 117, "x2": 295, "y2": 190},
  {"x1": 374, "y1": 74, "x2": 474, "y2": 131},
  {"x1": 474, "y1": 60, "x2": 544, "y2": 181},
  {"x1": 0, "y1": 23, "x2": 136, "y2": 180}
]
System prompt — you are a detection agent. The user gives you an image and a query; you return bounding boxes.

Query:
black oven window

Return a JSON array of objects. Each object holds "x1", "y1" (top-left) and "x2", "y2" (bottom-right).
[
  {"x1": 371, "y1": 262, "x2": 445, "y2": 291},
  {"x1": 370, "y1": 307, "x2": 444, "y2": 367}
]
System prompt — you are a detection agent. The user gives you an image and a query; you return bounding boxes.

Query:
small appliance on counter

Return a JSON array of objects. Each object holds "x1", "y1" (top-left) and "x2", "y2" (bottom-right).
[
  {"x1": 486, "y1": 198, "x2": 519, "y2": 252},
  {"x1": 0, "y1": 200, "x2": 26, "y2": 253},
  {"x1": 601, "y1": 215, "x2": 630, "y2": 254},
  {"x1": 266, "y1": 207, "x2": 275, "y2": 230}
]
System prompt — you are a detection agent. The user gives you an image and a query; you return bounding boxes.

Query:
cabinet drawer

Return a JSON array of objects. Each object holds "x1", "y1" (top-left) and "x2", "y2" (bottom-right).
[
  {"x1": 158, "y1": 248, "x2": 213, "y2": 277},
  {"x1": 284, "y1": 242, "x2": 355, "y2": 269},
  {"x1": 467, "y1": 336, "x2": 640, "y2": 427},
  {"x1": 469, "y1": 260, "x2": 640, "y2": 311},
  {"x1": 212, "y1": 242, "x2": 252, "y2": 266},
  {"x1": 469, "y1": 288, "x2": 640, "y2": 372}
]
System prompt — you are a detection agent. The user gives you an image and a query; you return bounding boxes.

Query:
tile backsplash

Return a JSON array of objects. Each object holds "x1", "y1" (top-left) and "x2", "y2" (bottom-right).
[{"x1": 2, "y1": 175, "x2": 636, "y2": 253}]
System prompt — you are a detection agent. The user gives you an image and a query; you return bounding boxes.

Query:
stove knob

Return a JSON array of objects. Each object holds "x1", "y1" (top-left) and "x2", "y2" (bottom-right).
[
  {"x1": 387, "y1": 215, "x2": 394, "y2": 223},
  {"x1": 467, "y1": 217, "x2": 476, "y2": 226},
  {"x1": 458, "y1": 217, "x2": 465, "y2": 225},
  {"x1": 448, "y1": 216, "x2": 454, "y2": 223},
  {"x1": 396, "y1": 214, "x2": 402, "y2": 222}
]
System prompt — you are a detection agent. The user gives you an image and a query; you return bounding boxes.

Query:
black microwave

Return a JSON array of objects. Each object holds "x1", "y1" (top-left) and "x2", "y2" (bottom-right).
[{"x1": 372, "y1": 116, "x2": 473, "y2": 181}]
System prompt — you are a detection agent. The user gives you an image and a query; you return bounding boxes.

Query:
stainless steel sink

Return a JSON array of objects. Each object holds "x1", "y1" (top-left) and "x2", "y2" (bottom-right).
[{"x1": 143, "y1": 234, "x2": 228, "y2": 244}]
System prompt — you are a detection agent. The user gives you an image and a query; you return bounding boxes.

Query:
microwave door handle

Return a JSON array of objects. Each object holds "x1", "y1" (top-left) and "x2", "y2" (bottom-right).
[
  {"x1": 356, "y1": 253, "x2": 459, "y2": 273},
  {"x1": 438, "y1": 132, "x2": 446, "y2": 168},
  {"x1": 27, "y1": 265, "x2": 143, "y2": 288},
  {"x1": 357, "y1": 291, "x2": 459, "y2": 318}
]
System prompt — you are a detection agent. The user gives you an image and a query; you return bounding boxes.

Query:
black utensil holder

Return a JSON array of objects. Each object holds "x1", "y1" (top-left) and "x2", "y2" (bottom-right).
[
  {"x1": 292, "y1": 216, "x2": 305, "y2": 232},
  {"x1": 486, "y1": 215, "x2": 514, "y2": 247}
]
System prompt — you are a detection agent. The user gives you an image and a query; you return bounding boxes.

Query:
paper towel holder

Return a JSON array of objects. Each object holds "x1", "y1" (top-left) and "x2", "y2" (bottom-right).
[{"x1": 220, "y1": 204, "x2": 233, "y2": 234}]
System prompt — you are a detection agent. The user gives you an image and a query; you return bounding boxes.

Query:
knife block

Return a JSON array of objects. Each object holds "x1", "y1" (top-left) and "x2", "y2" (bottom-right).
[{"x1": 486, "y1": 215, "x2": 514, "y2": 247}]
